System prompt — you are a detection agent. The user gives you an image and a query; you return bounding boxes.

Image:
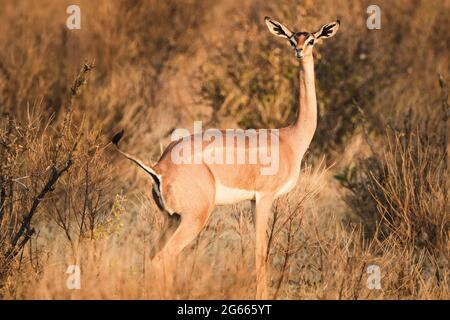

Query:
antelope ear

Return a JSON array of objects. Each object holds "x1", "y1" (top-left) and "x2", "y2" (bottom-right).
[
  {"x1": 265, "y1": 17, "x2": 294, "y2": 39},
  {"x1": 313, "y1": 20, "x2": 340, "y2": 39}
]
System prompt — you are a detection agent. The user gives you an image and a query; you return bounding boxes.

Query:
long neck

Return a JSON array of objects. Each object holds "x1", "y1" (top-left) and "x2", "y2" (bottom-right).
[{"x1": 292, "y1": 55, "x2": 317, "y2": 154}]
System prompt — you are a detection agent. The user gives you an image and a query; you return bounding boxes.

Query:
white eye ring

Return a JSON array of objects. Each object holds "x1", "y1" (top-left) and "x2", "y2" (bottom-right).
[{"x1": 308, "y1": 39, "x2": 315, "y2": 46}]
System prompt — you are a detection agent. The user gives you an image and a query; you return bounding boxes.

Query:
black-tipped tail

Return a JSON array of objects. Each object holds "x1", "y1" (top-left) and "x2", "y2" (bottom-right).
[{"x1": 112, "y1": 130, "x2": 124, "y2": 145}]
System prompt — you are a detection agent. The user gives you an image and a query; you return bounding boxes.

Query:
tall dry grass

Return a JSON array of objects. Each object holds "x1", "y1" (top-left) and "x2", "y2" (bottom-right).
[{"x1": 0, "y1": 0, "x2": 449, "y2": 299}]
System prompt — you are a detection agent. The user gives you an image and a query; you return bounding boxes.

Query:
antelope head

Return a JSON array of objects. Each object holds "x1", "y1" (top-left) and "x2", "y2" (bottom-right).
[{"x1": 265, "y1": 17, "x2": 340, "y2": 59}]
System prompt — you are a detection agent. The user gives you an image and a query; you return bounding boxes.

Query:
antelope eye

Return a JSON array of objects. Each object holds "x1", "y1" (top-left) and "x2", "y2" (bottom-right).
[{"x1": 308, "y1": 39, "x2": 315, "y2": 46}]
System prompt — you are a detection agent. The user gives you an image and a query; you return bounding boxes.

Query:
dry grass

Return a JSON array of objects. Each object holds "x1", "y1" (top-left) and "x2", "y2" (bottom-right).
[{"x1": 0, "y1": 0, "x2": 449, "y2": 299}]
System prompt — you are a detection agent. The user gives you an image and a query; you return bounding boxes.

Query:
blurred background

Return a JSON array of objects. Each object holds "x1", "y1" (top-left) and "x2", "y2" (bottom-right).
[{"x1": 0, "y1": 0, "x2": 448, "y2": 299}]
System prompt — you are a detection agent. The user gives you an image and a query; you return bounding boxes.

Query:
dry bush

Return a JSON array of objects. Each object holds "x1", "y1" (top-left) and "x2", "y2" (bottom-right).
[
  {"x1": 0, "y1": 107, "x2": 74, "y2": 287},
  {"x1": 335, "y1": 78, "x2": 449, "y2": 297},
  {"x1": 0, "y1": 62, "x2": 120, "y2": 297},
  {"x1": 0, "y1": 62, "x2": 93, "y2": 286},
  {"x1": 44, "y1": 129, "x2": 123, "y2": 254}
]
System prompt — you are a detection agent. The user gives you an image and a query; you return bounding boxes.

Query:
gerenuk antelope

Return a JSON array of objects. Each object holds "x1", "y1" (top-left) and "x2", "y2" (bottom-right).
[{"x1": 112, "y1": 17, "x2": 340, "y2": 299}]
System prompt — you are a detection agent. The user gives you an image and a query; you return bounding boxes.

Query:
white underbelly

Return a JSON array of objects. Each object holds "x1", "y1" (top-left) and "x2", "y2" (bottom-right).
[
  {"x1": 275, "y1": 167, "x2": 300, "y2": 197},
  {"x1": 215, "y1": 181, "x2": 256, "y2": 205},
  {"x1": 275, "y1": 177, "x2": 298, "y2": 197}
]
